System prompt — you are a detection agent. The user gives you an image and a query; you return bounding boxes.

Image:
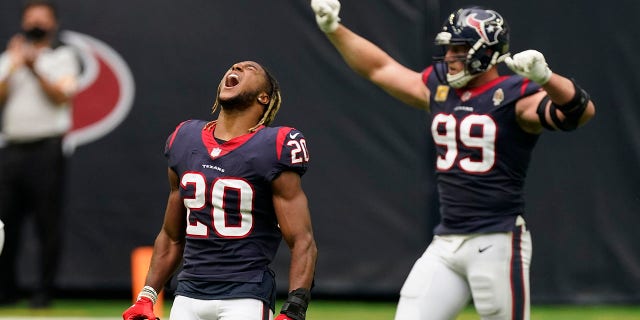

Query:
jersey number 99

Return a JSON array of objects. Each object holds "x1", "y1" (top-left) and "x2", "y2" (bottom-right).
[{"x1": 431, "y1": 114, "x2": 497, "y2": 173}]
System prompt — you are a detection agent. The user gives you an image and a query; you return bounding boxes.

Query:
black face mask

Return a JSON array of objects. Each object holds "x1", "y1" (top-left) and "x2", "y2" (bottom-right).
[{"x1": 23, "y1": 27, "x2": 49, "y2": 41}]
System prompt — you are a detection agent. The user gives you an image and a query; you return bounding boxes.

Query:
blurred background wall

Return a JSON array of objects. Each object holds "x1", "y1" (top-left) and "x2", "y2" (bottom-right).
[{"x1": 0, "y1": 0, "x2": 638, "y2": 303}]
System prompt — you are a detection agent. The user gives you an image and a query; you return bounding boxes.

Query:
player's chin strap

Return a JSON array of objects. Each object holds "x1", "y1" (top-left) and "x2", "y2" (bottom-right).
[
  {"x1": 447, "y1": 52, "x2": 510, "y2": 89},
  {"x1": 446, "y1": 70, "x2": 477, "y2": 89},
  {"x1": 536, "y1": 78, "x2": 590, "y2": 131},
  {"x1": 278, "y1": 288, "x2": 311, "y2": 320}
]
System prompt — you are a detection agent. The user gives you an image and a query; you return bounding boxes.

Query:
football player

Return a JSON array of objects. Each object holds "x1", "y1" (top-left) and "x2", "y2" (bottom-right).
[
  {"x1": 123, "y1": 61, "x2": 317, "y2": 320},
  {"x1": 310, "y1": 1, "x2": 595, "y2": 319}
]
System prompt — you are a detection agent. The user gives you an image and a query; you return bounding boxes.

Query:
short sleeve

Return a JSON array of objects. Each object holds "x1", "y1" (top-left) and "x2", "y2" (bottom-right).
[
  {"x1": 267, "y1": 127, "x2": 310, "y2": 181},
  {"x1": 164, "y1": 120, "x2": 190, "y2": 159}
]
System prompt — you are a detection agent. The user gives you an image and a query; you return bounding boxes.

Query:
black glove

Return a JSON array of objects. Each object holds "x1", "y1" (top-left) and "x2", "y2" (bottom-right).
[{"x1": 277, "y1": 288, "x2": 311, "y2": 320}]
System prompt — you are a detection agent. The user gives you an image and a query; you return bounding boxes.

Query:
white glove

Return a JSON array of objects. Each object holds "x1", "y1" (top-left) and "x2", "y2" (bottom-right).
[
  {"x1": 311, "y1": 0, "x2": 341, "y2": 33},
  {"x1": 504, "y1": 50, "x2": 552, "y2": 85}
]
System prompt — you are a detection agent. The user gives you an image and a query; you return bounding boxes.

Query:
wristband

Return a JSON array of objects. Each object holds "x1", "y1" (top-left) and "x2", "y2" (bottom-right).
[
  {"x1": 137, "y1": 285, "x2": 158, "y2": 304},
  {"x1": 279, "y1": 288, "x2": 310, "y2": 320}
]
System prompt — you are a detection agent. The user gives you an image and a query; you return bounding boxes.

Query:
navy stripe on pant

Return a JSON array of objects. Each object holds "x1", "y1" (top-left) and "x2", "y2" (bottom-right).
[{"x1": 510, "y1": 225, "x2": 525, "y2": 320}]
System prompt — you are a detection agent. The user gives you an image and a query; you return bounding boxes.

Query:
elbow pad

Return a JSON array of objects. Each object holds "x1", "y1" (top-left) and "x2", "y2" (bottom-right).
[{"x1": 538, "y1": 79, "x2": 590, "y2": 131}]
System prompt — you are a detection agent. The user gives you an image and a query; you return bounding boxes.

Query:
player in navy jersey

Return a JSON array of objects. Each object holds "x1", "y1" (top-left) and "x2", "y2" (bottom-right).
[
  {"x1": 123, "y1": 61, "x2": 317, "y2": 320},
  {"x1": 310, "y1": 2, "x2": 594, "y2": 320}
]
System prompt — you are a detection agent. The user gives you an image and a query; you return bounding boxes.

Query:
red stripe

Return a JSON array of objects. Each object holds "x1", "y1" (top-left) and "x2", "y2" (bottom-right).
[
  {"x1": 200, "y1": 123, "x2": 264, "y2": 159},
  {"x1": 167, "y1": 120, "x2": 189, "y2": 150},
  {"x1": 421, "y1": 66, "x2": 433, "y2": 84},
  {"x1": 455, "y1": 75, "x2": 509, "y2": 98},
  {"x1": 275, "y1": 127, "x2": 290, "y2": 160},
  {"x1": 262, "y1": 301, "x2": 270, "y2": 320},
  {"x1": 520, "y1": 78, "x2": 531, "y2": 96}
]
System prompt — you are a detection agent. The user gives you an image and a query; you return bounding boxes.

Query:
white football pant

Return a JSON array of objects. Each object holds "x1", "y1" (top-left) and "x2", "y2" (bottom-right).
[
  {"x1": 170, "y1": 295, "x2": 273, "y2": 320},
  {"x1": 395, "y1": 223, "x2": 532, "y2": 320}
]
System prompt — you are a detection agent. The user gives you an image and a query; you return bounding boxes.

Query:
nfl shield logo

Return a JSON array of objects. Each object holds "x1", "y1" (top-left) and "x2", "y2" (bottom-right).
[{"x1": 211, "y1": 147, "x2": 222, "y2": 157}]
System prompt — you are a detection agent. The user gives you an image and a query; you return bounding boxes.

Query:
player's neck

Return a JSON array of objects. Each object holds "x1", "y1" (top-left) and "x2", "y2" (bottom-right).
[{"x1": 215, "y1": 107, "x2": 262, "y2": 140}]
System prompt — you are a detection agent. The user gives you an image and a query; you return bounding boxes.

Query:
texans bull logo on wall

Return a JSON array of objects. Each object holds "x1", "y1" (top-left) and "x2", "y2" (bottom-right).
[{"x1": 60, "y1": 30, "x2": 135, "y2": 153}]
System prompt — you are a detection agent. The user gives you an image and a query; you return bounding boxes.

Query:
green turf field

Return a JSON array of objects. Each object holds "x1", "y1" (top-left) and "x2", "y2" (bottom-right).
[{"x1": 0, "y1": 299, "x2": 638, "y2": 319}]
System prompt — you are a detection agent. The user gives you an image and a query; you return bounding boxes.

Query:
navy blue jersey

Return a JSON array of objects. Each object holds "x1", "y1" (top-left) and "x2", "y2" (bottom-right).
[
  {"x1": 422, "y1": 66, "x2": 541, "y2": 234},
  {"x1": 164, "y1": 120, "x2": 309, "y2": 285}
]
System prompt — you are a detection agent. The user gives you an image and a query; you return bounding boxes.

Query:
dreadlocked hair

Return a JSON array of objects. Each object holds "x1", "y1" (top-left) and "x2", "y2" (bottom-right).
[
  {"x1": 249, "y1": 65, "x2": 281, "y2": 132},
  {"x1": 210, "y1": 64, "x2": 282, "y2": 133}
]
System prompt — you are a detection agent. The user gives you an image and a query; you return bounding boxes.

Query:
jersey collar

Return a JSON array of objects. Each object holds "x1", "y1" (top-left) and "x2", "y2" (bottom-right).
[
  {"x1": 455, "y1": 75, "x2": 509, "y2": 101},
  {"x1": 201, "y1": 122, "x2": 265, "y2": 159}
]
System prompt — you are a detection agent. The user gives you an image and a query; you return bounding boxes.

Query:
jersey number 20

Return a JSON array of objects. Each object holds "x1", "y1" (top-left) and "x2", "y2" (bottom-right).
[{"x1": 181, "y1": 173, "x2": 253, "y2": 238}]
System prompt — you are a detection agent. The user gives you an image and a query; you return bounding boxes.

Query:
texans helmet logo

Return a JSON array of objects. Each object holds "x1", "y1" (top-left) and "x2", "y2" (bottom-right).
[
  {"x1": 465, "y1": 12, "x2": 503, "y2": 46},
  {"x1": 60, "y1": 30, "x2": 135, "y2": 152}
]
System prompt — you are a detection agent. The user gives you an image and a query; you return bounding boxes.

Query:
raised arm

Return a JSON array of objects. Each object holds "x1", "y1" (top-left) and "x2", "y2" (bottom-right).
[
  {"x1": 506, "y1": 50, "x2": 595, "y2": 133},
  {"x1": 26, "y1": 46, "x2": 79, "y2": 106},
  {"x1": 0, "y1": 35, "x2": 79, "y2": 107},
  {"x1": 0, "y1": 36, "x2": 24, "y2": 106},
  {"x1": 311, "y1": 0, "x2": 430, "y2": 110}
]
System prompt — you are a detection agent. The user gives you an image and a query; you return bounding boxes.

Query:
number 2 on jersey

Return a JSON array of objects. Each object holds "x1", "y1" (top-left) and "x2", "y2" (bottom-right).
[
  {"x1": 431, "y1": 114, "x2": 497, "y2": 173},
  {"x1": 181, "y1": 173, "x2": 254, "y2": 238},
  {"x1": 288, "y1": 139, "x2": 309, "y2": 164}
]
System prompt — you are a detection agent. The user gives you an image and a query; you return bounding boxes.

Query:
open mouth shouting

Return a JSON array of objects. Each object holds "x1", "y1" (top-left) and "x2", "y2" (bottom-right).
[{"x1": 225, "y1": 73, "x2": 240, "y2": 88}]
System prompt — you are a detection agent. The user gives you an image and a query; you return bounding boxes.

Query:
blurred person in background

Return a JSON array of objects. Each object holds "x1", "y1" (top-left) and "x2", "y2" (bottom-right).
[
  {"x1": 0, "y1": 0, "x2": 80, "y2": 308},
  {"x1": 123, "y1": 61, "x2": 317, "y2": 320},
  {"x1": 309, "y1": 1, "x2": 595, "y2": 319}
]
